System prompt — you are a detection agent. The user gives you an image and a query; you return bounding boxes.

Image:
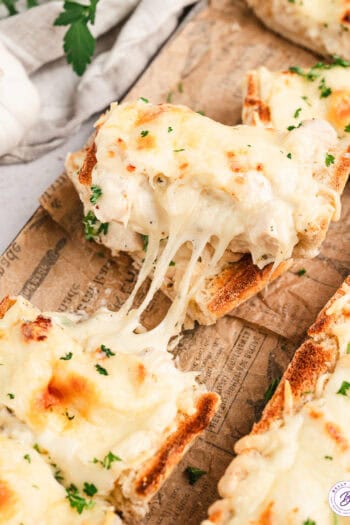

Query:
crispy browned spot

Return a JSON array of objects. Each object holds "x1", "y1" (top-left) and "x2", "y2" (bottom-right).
[
  {"x1": 330, "y1": 144, "x2": 350, "y2": 193},
  {"x1": 136, "y1": 134, "x2": 156, "y2": 150},
  {"x1": 208, "y1": 509, "x2": 225, "y2": 523},
  {"x1": 207, "y1": 255, "x2": 292, "y2": 319},
  {"x1": 136, "y1": 363, "x2": 147, "y2": 385},
  {"x1": 37, "y1": 370, "x2": 96, "y2": 419},
  {"x1": 134, "y1": 392, "x2": 219, "y2": 497},
  {"x1": 21, "y1": 315, "x2": 52, "y2": 342},
  {"x1": 179, "y1": 162, "x2": 189, "y2": 170},
  {"x1": 78, "y1": 142, "x2": 97, "y2": 186},
  {"x1": 327, "y1": 90, "x2": 350, "y2": 133},
  {"x1": 135, "y1": 105, "x2": 184, "y2": 127},
  {"x1": 126, "y1": 164, "x2": 136, "y2": 172},
  {"x1": 0, "y1": 480, "x2": 17, "y2": 521},
  {"x1": 252, "y1": 501, "x2": 274, "y2": 525},
  {"x1": 325, "y1": 422, "x2": 349, "y2": 451},
  {"x1": 342, "y1": 10, "x2": 350, "y2": 24},
  {"x1": 0, "y1": 296, "x2": 16, "y2": 319},
  {"x1": 309, "y1": 409, "x2": 322, "y2": 419},
  {"x1": 116, "y1": 138, "x2": 126, "y2": 150}
]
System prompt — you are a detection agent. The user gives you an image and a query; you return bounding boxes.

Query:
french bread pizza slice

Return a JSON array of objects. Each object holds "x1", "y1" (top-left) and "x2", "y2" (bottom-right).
[
  {"x1": 243, "y1": 57, "x2": 350, "y2": 141},
  {"x1": 0, "y1": 295, "x2": 219, "y2": 521},
  {"x1": 203, "y1": 276, "x2": 350, "y2": 525},
  {"x1": 246, "y1": 0, "x2": 350, "y2": 61},
  {"x1": 66, "y1": 101, "x2": 349, "y2": 328}
]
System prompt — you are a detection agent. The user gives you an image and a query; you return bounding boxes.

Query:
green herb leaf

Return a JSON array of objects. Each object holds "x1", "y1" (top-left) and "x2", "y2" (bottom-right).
[
  {"x1": 287, "y1": 153, "x2": 292, "y2": 159},
  {"x1": 294, "y1": 107, "x2": 302, "y2": 118},
  {"x1": 185, "y1": 466, "x2": 207, "y2": 485},
  {"x1": 325, "y1": 153, "x2": 335, "y2": 167},
  {"x1": 141, "y1": 234, "x2": 149, "y2": 252},
  {"x1": 324, "y1": 455, "x2": 333, "y2": 460},
  {"x1": 174, "y1": 148, "x2": 185, "y2": 153},
  {"x1": 90, "y1": 185, "x2": 102, "y2": 204},
  {"x1": 139, "y1": 97, "x2": 149, "y2": 103},
  {"x1": 95, "y1": 364, "x2": 108, "y2": 376},
  {"x1": 60, "y1": 352, "x2": 73, "y2": 361},
  {"x1": 166, "y1": 92, "x2": 173, "y2": 103},
  {"x1": 54, "y1": 1, "x2": 99, "y2": 76},
  {"x1": 140, "y1": 130, "x2": 149, "y2": 137},
  {"x1": 168, "y1": 126, "x2": 173, "y2": 133},
  {"x1": 66, "y1": 484, "x2": 95, "y2": 514},
  {"x1": 345, "y1": 124, "x2": 350, "y2": 133},
  {"x1": 347, "y1": 342, "x2": 350, "y2": 354},
  {"x1": 1, "y1": 0, "x2": 18, "y2": 16},
  {"x1": 331, "y1": 55, "x2": 350, "y2": 68},
  {"x1": 83, "y1": 482, "x2": 98, "y2": 497},
  {"x1": 169, "y1": 261, "x2": 176, "y2": 266},
  {"x1": 33, "y1": 443, "x2": 42, "y2": 453},
  {"x1": 100, "y1": 344, "x2": 115, "y2": 358},
  {"x1": 54, "y1": 467, "x2": 64, "y2": 482},
  {"x1": 7, "y1": 393, "x2": 15, "y2": 399},
  {"x1": 82, "y1": 211, "x2": 109, "y2": 241},
  {"x1": 93, "y1": 451, "x2": 122, "y2": 470},
  {"x1": 319, "y1": 77, "x2": 332, "y2": 98},
  {"x1": 337, "y1": 380, "x2": 350, "y2": 396},
  {"x1": 178, "y1": 82, "x2": 183, "y2": 93},
  {"x1": 303, "y1": 520, "x2": 316, "y2": 525},
  {"x1": 264, "y1": 378, "x2": 280, "y2": 403},
  {"x1": 23, "y1": 454, "x2": 31, "y2": 463},
  {"x1": 301, "y1": 95, "x2": 312, "y2": 106},
  {"x1": 297, "y1": 268, "x2": 307, "y2": 276},
  {"x1": 27, "y1": 0, "x2": 38, "y2": 7}
]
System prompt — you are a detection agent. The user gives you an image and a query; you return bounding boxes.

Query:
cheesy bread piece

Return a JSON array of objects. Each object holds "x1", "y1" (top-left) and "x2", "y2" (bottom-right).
[
  {"x1": 203, "y1": 276, "x2": 350, "y2": 525},
  {"x1": 0, "y1": 296, "x2": 219, "y2": 520},
  {"x1": 243, "y1": 60, "x2": 350, "y2": 139},
  {"x1": 0, "y1": 433, "x2": 119, "y2": 525},
  {"x1": 66, "y1": 101, "x2": 349, "y2": 326},
  {"x1": 246, "y1": 0, "x2": 350, "y2": 60}
]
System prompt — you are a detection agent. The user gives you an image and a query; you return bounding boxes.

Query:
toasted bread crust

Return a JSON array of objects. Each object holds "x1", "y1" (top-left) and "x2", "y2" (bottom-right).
[
  {"x1": 134, "y1": 392, "x2": 219, "y2": 499},
  {"x1": 253, "y1": 275, "x2": 350, "y2": 434}
]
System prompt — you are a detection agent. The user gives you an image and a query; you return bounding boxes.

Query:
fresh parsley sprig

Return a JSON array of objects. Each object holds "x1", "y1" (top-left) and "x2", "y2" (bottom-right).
[{"x1": 54, "y1": 0, "x2": 100, "y2": 76}]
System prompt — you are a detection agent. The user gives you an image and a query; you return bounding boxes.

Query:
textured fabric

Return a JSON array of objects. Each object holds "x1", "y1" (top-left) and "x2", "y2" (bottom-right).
[{"x1": 0, "y1": 0, "x2": 195, "y2": 163}]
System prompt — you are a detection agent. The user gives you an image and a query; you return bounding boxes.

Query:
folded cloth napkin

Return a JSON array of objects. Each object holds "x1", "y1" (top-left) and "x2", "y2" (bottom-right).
[{"x1": 0, "y1": 0, "x2": 196, "y2": 163}]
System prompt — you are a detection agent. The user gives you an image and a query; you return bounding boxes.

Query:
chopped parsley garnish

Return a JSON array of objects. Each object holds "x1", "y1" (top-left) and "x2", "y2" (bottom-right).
[
  {"x1": 95, "y1": 364, "x2": 108, "y2": 376},
  {"x1": 139, "y1": 97, "x2": 149, "y2": 103},
  {"x1": 319, "y1": 77, "x2": 332, "y2": 98},
  {"x1": 297, "y1": 268, "x2": 307, "y2": 276},
  {"x1": 174, "y1": 148, "x2": 185, "y2": 152},
  {"x1": 287, "y1": 122, "x2": 302, "y2": 131},
  {"x1": 325, "y1": 153, "x2": 335, "y2": 167},
  {"x1": 23, "y1": 454, "x2": 31, "y2": 463},
  {"x1": 303, "y1": 520, "x2": 316, "y2": 525},
  {"x1": 196, "y1": 110, "x2": 205, "y2": 115},
  {"x1": 178, "y1": 82, "x2": 183, "y2": 93},
  {"x1": 100, "y1": 344, "x2": 115, "y2": 358},
  {"x1": 294, "y1": 107, "x2": 302, "y2": 118},
  {"x1": 289, "y1": 65, "x2": 319, "y2": 81},
  {"x1": 93, "y1": 451, "x2": 122, "y2": 470},
  {"x1": 301, "y1": 95, "x2": 312, "y2": 106},
  {"x1": 332, "y1": 55, "x2": 350, "y2": 67},
  {"x1": 345, "y1": 124, "x2": 350, "y2": 133},
  {"x1": 287, "y1": 152, "x2": 292, "y2": 159},
  {"x1": 169, "y1": 260, "x2": 176, "y2": 266},
  {"x1": 167, "y1": 92, "x2": 173, "y2": 103},
  {"x1": 33, "y1": 443, "x2": 42, "y2": 453},
  {"x1": 347, "y1": 342, "x2": 350, "y2": 354},
  {"x1": 264, "y1": 378, "x2": 280, "y2": 402},
  {"x1": 168, "y1": 126, "x2": 173, "y2": 133},
  {"x1": 66, "y1": 484, "x2": 95, "y2": 514},
  {"x1": 82, "y1": 211, "x2": 109, "y2": 241},
  {"x1": 60, "y1": 352, "x2": 73, "y2": 361},
  {"x1": 53, "y1": 467, "x2": 64, "y2": 482},
  {"x1": 83, "y1": 482, "x2": 98, "y2": 497},
  {"x1": 140, "y1": 130, "x2": 149, "y2": 137},
  {"x1": 185, "y1": 466, "x2": 207, "y2": 485},
  {"x1": 90, "y1": 185, "x2": 102, "y2": 204},
  {"x1": 65, "y1": 411, "x2": 75, "y2": 420},
  {"x1": 324, "y1": 455, "x2": 333, "y2": 460},
  {"x1": 141, "y1": 234, "x2": 149, "y2": 252},
  {"x1": 337, "y1": 380, "x2": 350, "y2": 396},
  {"x1": 7, "y1": 393, "x2": 15, "y2": 399}
]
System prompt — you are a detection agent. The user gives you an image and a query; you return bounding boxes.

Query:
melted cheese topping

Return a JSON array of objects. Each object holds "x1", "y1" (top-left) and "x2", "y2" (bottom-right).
[
  {"x1": 250, "y1": 65, "x2": 350, "y2": 138},
  {"x1": 0, "y1": 297, "x2": 205, "y2": 513},
  {"x1": 68, "y1": 101, "x2": 338, "y2": 336},
  {"x1": 204, "y1": 286, "x2": 350, "y2": 525},
  {"x1": 0, "y1": 433, "x2": 118, "y2": 525}
]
